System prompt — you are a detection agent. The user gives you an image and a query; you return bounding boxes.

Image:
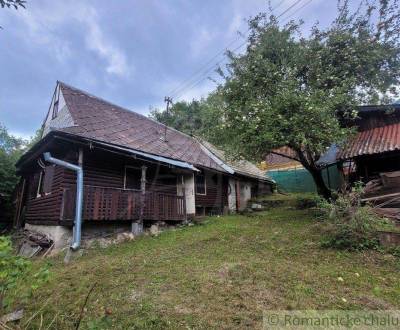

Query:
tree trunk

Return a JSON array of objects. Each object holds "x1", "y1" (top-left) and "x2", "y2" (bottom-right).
[
  {"x1": 307, "y1": 166, "x2": 332, "y2": 199},
  {"x1": 290, "y1": 145, "x2": 332, "y2": 199}
]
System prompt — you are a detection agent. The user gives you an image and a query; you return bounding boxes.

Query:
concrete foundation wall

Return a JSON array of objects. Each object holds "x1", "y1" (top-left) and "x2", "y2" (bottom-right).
[
  {"x1": 25, "y1": 222, "x2": 134, "y2": 250},
  {"x1": 25, "y1": 223, "x2": 72, "y2": 250}
]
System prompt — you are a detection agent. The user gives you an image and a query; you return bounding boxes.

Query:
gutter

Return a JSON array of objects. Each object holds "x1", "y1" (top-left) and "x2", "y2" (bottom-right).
[
  {"x1": 43, "y1": 152, "x2": 83, "y2": 250},
  {"x1": 93, "y1": 140, "x2": 199, "y2": 172}
]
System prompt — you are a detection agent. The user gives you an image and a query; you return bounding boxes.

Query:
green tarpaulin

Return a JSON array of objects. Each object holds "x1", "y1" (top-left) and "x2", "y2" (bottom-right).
[{"x1": 268, "y1": 166, "x2": 341, "y2": 193}]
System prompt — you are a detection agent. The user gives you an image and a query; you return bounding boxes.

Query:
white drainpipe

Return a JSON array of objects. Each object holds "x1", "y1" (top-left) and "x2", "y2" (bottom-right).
[{"x1": 43, "y1": 152, "x2": 83, "y2": 250}]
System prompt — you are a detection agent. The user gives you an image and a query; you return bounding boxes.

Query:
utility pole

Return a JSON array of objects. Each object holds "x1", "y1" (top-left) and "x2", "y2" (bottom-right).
[{"x1": 163, "y1": 96, "x2": 172, "y2": 142}]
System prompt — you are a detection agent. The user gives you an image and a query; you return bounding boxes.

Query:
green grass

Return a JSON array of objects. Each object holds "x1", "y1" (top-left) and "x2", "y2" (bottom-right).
[{"x1": 10, "y1": 207, "x2": 400, "y2": 329}]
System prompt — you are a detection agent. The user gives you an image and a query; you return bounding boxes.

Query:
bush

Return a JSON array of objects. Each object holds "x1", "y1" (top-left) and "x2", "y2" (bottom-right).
[
  {"x1": 318, "y1": 185, "x2": 388, "y2": 251},
  {"x1": 295, "y1": 194, "x2": 320, "y2": 209},
  {"x1": 0, "y1": 236, "x2": 50, "y2": 313}
]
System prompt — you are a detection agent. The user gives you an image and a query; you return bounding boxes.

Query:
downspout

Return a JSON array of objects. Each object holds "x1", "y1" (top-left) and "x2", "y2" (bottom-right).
[{"x1": 43, "y1": 152, "x2": 83, "y2": 250}]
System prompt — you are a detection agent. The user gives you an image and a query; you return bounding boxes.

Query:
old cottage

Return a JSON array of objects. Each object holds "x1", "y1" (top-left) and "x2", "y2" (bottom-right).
[
  {"x1": 338, "y1": 104, "x2": 400, "y2": 200},
  {"x1": 14, "y1": 82, "x2": 272, "y2": 248}
]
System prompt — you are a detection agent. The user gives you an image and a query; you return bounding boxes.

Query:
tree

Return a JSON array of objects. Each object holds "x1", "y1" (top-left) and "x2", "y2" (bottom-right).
[
  {"x1": 150, "y1": 93, "x2": 226, "y2": 144},
  {"x1": 0, "y1": 125, "x2": 26, "y2": 223},
  {"x1": 150, "y1": 100, "x2": 204, "y2": 136},
  {"x1": 0, "y1": 0, "x2": 25, "y2": 9},
  {"x1": 217, "y1": 0, "x2": 400, "y2": 198},
  {"x1": 0, "y1": 0, "x2": 26, "y2": 29}
]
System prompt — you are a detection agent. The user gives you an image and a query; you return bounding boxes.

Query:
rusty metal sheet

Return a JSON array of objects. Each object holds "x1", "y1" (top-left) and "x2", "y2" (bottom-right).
[{"x1": 338, "y1": 122, "x2": 400, "y2": 159}]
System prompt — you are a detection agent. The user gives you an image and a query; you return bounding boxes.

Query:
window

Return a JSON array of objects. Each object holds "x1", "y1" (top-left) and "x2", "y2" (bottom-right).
[
  {"x1": 52, "y1": 89, "x2": 60, "y2": 119},
  {"x1": 36, "y1": 165, "x2": 55, "y2": 197},
  {"x1": 124, "y1": 166, "x2": 142, "y2": 190},
  {"x1": 52, "y1": 100, "x2": 59, "y2": 119},
  {"x1": 195, "y1": 173, "x2": 206, "y2": 195},
  {"x1": 36, "y1": 171, "x2": 44, "y2": 198}
]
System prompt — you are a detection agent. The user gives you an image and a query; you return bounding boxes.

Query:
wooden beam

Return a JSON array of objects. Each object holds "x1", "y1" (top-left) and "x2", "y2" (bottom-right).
[
  {"x1": 362, "y1": 192, "x2": 400, "y2": 202},
  {"x1": 139, "y1": 165, "x2": 147, "y2": 224},
  {"x1": 13, "y1": 178, "x2": 26, "y2": 228}
]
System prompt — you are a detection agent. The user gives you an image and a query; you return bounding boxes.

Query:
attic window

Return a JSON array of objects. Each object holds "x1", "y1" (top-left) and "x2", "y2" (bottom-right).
[
  {"x1": 52, "y1": 89, "x2": 60, "y2": 119},
  {"x1": 52, "y1": 100, "x2": 59, "y2": 119}
]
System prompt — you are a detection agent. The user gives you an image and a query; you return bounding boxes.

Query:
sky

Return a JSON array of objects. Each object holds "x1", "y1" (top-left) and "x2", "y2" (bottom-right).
[{"x1": 0, "y1": 0, "x2": 344, "y2": 139}]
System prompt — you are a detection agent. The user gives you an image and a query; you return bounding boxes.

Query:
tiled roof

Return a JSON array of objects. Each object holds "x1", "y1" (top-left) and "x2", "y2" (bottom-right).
[
  {"x1": 56, "y1": 82, "x2": 268, "y2": 180},
  {"x1": 196, "y1": 139, "x2": 271, "y2": 181}
]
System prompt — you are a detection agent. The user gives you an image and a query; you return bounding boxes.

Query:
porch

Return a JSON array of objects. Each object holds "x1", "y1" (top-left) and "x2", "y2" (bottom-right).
[{"x1": 60, "y1": 185, "x2": 186, "y2": 222}]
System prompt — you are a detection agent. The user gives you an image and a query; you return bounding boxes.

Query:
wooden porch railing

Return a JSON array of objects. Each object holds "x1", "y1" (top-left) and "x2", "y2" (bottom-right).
[{"x1": 60, "y1": 185, "x2": 186, "y2": 222}]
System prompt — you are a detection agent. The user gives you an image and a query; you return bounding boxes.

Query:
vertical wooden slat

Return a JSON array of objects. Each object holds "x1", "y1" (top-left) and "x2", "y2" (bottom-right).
[
  {"x1": 61, "y1": 184, "x2": 186, "y2": 222},
  {"x1": 127, "y1": 192, "x2": 133, "y2": 219},
  {"x1": 111, "y1": 190, "x2": 118, "y2": 219},
  {"x1": 93, "y1": 188, "x2": 100, "y2": 220}
]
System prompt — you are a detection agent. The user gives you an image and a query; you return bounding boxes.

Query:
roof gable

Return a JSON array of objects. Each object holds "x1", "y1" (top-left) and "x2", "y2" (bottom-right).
[{"x1": 42, "y1": 82, "x2": 75, "y2": 136}]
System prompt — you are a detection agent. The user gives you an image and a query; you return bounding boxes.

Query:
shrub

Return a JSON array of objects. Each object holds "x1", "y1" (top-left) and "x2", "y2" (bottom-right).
[
  {"x1": 295, "y1": 194, "x2": 320, "y2": 209},
  {"x1": 318, "y1": 186, "x2": 388, "y2": 251},
  {"x1": 0, "y1": 236, "x2": 50, "y2": 313}
]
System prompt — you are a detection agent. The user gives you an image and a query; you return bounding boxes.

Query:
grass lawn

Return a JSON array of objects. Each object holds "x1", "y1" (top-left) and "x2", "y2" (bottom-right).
[{"x1": 10, "y1": 205, "x2": 400, "y2": 329}]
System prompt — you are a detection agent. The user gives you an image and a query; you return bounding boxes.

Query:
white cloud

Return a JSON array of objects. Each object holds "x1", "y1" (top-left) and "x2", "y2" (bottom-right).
[
  {"x1": 73, "y1": 5, "x2": 130, "y2": 77},
  {"x1": 6, "y1": 0, "x2": 131, "y2": 77}
]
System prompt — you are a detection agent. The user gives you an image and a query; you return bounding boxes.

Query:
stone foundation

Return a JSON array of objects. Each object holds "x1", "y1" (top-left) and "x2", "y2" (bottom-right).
[{"x1": 23, "y1": 221, "x2": 180, "y2": 251}]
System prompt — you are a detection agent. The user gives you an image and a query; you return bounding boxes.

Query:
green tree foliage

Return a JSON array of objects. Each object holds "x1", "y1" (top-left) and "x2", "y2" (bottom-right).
[
  {"x1": 0, "y1": 0, "x2": 25, "y2": 9},
  {"x1": 217, "y1": 0, "x2": 400, "y2": 198},
  {"x1": 150, "y1": 93, "x2": 225, "y2": 144},
  {"x1": 0, "y1": 0, "x2": 26, "y2": 29},
  {"x1": 151, "y1": 100, "x2": 203, "y2": 136},
  {"x1": 0, "y1": 125, "x2": 26, "y2": 224}
]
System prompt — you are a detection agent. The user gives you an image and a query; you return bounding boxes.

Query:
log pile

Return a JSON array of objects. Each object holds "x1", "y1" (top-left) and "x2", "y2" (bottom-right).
[{"x1": 361, "y1": 172, "x2": 400, "y2": 222}]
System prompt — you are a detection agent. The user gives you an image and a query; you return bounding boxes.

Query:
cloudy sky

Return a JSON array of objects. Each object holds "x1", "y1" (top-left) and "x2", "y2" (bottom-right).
[{"x1": 0, "y1": 0, "x2": 343, "y2": 139}]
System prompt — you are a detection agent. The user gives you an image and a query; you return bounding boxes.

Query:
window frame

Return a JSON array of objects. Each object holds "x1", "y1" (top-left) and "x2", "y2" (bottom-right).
[
  {"x1": 123, "y1": 165, "x2": 142, "y2": 190},
  {"x1": 36, "y1": 170, "x2": 44, "y2": 198},
  {"x1": 52, "y1": 88, "x2": 60, "y2": 119},
  {"x1": 195, "y1": 173, "x2": 207, "y2": 195},
  {"x1": 43, "y1": 165, "x2": 55, "y2": 196}
]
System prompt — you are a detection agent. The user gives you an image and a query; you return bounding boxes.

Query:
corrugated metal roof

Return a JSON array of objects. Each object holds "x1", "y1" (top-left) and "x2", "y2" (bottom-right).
[{"x1": 338, "y1": 122, "x2": 400, "y2": 159}]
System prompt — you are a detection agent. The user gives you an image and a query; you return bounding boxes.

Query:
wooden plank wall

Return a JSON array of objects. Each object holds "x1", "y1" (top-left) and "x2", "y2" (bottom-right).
[
  {"x1": 24, "y1": 164, "x2": 64, "y2": 224},
  {"x1": 23, "y1": 143, "x2": 185, "y2": 224},
  {"x1": 195, "y1": 171, "x2": 228, "y2": 211}
]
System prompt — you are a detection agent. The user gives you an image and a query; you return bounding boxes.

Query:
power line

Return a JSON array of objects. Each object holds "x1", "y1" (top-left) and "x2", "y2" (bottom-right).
[
  {"x1": 171, "y1": 0, "x2": 307, "y2": 100},
  {"x1": 173, "y1": 41, "x2": 246, "y2": 100},
  {"x1": 167, "y1": 0, "x2": 287, "y2": 98},
  {"x1": 279, "y1": 0, "x2": 314, "y2": 21},
  {"x1": 172, "y1": 0, "x2": 313, "y2": 101}
]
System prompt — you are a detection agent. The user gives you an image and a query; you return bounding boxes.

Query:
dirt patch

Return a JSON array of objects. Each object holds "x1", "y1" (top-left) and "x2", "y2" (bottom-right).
[{"x1": 358, "y1": 295, "x2": 395, "y2": 309}]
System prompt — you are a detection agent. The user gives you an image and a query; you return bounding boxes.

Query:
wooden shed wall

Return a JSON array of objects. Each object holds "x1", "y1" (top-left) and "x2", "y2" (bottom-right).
[
  {"x1": 195, "y1": 170, "x2": 228, "y2": 211},
  {"x1": 24, "y1": 164, "x2": 65, "y2": 224},
  {"x1": 22, "y1": 143, "x2": 182, "y2": 225}
]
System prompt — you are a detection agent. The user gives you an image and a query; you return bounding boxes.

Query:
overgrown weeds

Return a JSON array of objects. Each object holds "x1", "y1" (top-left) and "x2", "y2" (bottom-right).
[
  {"x1": 0, "y1": 236, "x2": 50, "y2": 315},
  {"x1": 318, "y1": 184, "x2": 389, "y2": 251}
]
